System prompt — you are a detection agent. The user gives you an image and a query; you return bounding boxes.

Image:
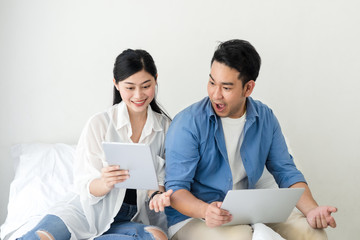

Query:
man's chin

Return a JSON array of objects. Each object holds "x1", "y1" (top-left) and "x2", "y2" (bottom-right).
[{"x1": 214, "y1": 110, "x2": 228, "y2": 117}]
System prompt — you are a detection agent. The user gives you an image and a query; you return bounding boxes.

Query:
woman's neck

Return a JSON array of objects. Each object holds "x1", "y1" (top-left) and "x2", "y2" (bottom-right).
[{"x1": 128, "y1": 108, "x2": 147, "y2": 143}]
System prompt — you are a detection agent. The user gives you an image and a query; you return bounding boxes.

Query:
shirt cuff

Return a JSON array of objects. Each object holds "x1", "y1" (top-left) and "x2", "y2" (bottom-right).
[{"x1": 86, "y1": 177, "x2": 105, "y2": 205}]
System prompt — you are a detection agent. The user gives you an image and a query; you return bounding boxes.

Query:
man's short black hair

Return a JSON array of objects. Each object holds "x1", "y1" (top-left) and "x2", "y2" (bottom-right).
[{"x1": 211, "y1": 39, "x2": 261, "y2": 86}]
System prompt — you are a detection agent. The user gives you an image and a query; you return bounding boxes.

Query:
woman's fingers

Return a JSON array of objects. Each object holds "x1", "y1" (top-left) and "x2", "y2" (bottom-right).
[{"x1": 101, "y1": 165, "x2": 130, "y2": 188}]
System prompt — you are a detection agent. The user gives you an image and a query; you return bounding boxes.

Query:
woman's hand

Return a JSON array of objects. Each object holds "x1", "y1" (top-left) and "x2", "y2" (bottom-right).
[
  {"x1": 90, "y1": 165, "x2": 129, "y2": 197},
  {"x1": 149, "y1": 189, "x2": 173, "y2": 212},
  {"x1": 101, "y1": 165, "x2": 130, "y2": 190}
]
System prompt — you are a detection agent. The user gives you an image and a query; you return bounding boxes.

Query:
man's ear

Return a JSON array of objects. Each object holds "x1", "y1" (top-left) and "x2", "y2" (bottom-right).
[{"x1": 244, "y1": 80, "x2": 255, "y2": 97}]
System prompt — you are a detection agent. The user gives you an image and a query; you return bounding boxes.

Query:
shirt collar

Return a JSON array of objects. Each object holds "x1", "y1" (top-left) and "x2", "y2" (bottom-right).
[
  {"x1": 206, "y1": 97, "x2": 217, "y2": 123},
  {"x1": 245, "y1": 97, "x2": 259, "y2": 120},
  {"x1": 116, "y1": 101, "x2": 163, "y2": 134},
  {"x1": 116, "y1": 101, "x2": 131, "y2": 130}
]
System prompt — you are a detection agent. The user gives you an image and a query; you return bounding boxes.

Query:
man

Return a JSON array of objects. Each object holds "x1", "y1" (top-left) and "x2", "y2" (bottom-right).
[{"x1": 164, "y1": 39, "x2": 337, "y2": 240}]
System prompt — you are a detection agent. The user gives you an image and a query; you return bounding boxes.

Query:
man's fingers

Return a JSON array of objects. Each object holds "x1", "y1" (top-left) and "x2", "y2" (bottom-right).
[
  {"x1": 325, "y1": 206, "x2": 337, "y2": 228},
  {"x1": 328, "y1": 206, "x2": 338, "y2": 213},
  {"x1": 315, "y1": 215, "x2": 322, "y2": 228},
  {"x1": 163, "y1": 197, "x2": 171, "y2": 206},
  {"x1": 207, "y1": 209, "x2": 231, "y2": 222},
  {"x1": 320, "y1": 214, "x2": 328, "y2": 228},
  {"x1": 328, "y1": 217, "x2": 337, "y2": 228},
  {"x1": 206, "y1": 215, "x2": 232, "y2": 228},
  {"x1": 205, "y1": 202, "x2": 232, "y2": 228},
  {"x1": 209, "y1": 202, "x2": 229, "y2": 215},
  {"x1": 164, "y1": 189, "x2": 173, "y2": 196}
]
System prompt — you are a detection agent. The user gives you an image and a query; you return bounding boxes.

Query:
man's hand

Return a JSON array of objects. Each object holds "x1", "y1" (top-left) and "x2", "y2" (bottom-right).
[
  {"x1": 204, "y1": 202, "x2": 232, "y2": 228},
  {"x1": 149, "y1": 189, "x2": 173, "y2": 212},
  {"x1": 306, "y1": 206, "x2": 337, "y2": 229}
]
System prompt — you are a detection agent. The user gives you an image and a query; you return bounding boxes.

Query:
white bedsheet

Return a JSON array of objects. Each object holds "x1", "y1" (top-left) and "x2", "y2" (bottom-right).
[{"x1": 0, "y1": 143, "x2": 75, "y2": 240}]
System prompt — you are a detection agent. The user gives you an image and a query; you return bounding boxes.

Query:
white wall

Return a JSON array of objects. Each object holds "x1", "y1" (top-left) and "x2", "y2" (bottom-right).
[{"x1": 1, "y1": 0, "x2": 359, "y2": 239}]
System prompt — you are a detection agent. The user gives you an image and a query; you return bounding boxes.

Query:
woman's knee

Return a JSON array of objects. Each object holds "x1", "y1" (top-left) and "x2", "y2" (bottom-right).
[
  {"x1": 36, "y1": 231, "x2": 55, "y2": 240},
  {"x1": 144, "y1": 227, "x2": 168, "y2": 240},
  {"x1": 19, "y1": 215, "x2": 71, "y2": 240}
]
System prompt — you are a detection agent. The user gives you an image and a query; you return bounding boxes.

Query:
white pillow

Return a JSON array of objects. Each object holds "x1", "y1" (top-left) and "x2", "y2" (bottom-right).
[{"x1": 0, "y1": 143, "x2": 76, "y2": 240}]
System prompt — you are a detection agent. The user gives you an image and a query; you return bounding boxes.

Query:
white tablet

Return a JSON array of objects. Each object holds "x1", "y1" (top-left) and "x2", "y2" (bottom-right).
[
  {"x1": 221, "y1": 188, "x2": 304, "y2": 225},
  {"x1": 102, "y1": 142, "x2": 159, "y2": 190}
]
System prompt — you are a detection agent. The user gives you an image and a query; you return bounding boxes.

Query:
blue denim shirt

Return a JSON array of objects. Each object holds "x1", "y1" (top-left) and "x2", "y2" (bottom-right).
[{"x1": 164, "y1": 97, "x2": 306, "y2": 227}]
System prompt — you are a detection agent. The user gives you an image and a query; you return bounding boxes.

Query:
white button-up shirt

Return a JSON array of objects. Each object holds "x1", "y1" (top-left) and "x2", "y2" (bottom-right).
[{"x1": 49, "y1": 101, "x2": 171, "y2": 240}]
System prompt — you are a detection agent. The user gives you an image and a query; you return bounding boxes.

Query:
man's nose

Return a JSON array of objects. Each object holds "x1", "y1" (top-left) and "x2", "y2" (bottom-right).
[{"x1": 212, "y1": 86, "x2": 223, "y2": 100}]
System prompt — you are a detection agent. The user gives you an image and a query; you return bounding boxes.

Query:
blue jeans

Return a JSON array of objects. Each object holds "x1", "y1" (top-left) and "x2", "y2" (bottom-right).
[
  {"x1": 96, "y1": 203, "x2": 156, "y2": 240},
  {"x1": 18, "y1": 203, "x2": 156, "y2": 240},
  {"x1": 17, "y1": 214, "x2": 71, "y2": 240}
]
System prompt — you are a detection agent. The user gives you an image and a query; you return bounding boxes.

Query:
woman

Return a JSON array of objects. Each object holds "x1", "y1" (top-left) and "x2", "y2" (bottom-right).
[{"x1": 19, "y1": 49, "x2": 172, "y2": 240}]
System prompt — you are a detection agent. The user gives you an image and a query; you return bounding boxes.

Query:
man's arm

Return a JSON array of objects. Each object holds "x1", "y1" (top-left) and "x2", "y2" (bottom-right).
[
  {"x1": 265, "y1": 112, "x2": 337, "y2": 229},
  {"x1": 291, "y1": 182, "x2": 337, "y2": 228},
  {"x1": 170, "y1": 189, "x2": 232, "y2": 228},
  {"x1": 165, "y1": 107, "x2": 231, "y2": 228}
]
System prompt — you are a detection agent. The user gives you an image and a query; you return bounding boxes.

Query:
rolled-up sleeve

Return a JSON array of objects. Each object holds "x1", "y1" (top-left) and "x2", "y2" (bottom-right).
[
  {"x1": 266, "y1": 112, "x2": 306, "y2": 188},
  {"x1": 165, "y1": 113, "x2": 200, "y2": 193}
]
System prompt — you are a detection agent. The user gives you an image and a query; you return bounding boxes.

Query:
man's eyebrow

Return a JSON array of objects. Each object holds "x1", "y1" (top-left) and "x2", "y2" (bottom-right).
[
  {"x1": 221, "y1": 82, "x2": 234, "y2": 86},
  {"x1": 209, "y1": 73, "x2": 215, "y2": 81},
  {"x1": 209, "y1": 74, "x2": 234, "y2": 86}
]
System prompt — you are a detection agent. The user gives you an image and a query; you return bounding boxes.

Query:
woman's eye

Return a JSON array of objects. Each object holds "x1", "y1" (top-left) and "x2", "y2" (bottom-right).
[
  {"x1": 126, "y1": 87, "x2": 134, "y2": 90},
  {"x1": 143, "y1": 85, "x2": 151, "y2": 89}
]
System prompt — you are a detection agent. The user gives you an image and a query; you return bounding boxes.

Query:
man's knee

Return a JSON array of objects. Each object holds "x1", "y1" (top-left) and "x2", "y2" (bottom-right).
[
  {"x1": 174, "y1": 219, "x2": 252, "y2": 240},
  {"x1": 220, "y1": 224, "x2": 253, "y2": 240},
  {"x1": 267, "y1": 210, "x2": 328, "y2": 240}
]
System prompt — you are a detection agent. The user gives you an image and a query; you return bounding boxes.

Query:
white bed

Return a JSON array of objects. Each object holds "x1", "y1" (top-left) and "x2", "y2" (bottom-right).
[{"x1": 0, "y1": 143, "x2": 76, "y2": 240}]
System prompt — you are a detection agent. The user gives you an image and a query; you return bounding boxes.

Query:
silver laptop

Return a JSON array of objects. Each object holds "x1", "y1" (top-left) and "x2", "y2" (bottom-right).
[{"x1": 221, "y1": 188, "x2": 304, "y2": 225}]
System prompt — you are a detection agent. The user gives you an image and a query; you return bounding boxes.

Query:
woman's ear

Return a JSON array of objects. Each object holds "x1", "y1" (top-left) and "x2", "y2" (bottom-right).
[{"x1": 113, "y1": 79, "x2": 119, "y2": 91}]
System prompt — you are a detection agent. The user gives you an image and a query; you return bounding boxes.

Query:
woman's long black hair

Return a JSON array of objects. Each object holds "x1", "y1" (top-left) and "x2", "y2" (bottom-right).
[{"x1": 113, "y1": 49, "x2": 170, "y2": 120}]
